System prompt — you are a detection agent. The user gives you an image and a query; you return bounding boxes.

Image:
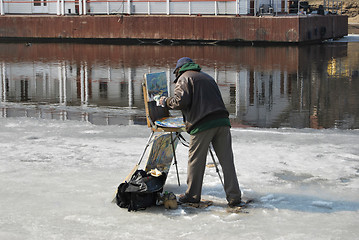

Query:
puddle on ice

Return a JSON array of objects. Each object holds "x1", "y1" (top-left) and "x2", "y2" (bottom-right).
[
  {"x1": 258, "y1": 193, "x2": 359, "y2": 213},
  {"x1": 274, "y1": 170, "x2": 314, "y2": 182}
]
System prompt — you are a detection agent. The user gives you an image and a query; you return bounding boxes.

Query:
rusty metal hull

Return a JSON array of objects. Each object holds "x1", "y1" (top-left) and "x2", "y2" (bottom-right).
[{"x1": 0, "y1": 15, "x2": 348, "y2": 43}]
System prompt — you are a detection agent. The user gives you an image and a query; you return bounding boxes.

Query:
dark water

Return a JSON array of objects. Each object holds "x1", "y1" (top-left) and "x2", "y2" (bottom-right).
[{"x1": 0, "y1": 40, "x2": 358, "y2": 129}]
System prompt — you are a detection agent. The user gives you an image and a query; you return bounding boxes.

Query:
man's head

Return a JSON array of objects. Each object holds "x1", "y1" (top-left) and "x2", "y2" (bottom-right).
[
  {"x1": 173, "y1": 57, "x2": 193, "y2": 82},
  {"x1": 174, "y1": 57, "x2": 193, "y2": 74}
]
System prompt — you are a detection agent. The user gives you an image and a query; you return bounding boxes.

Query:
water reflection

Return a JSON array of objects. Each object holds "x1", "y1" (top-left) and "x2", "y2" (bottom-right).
[{"x1": 0, "y1": 42, "x2": 358, "y2": 129}]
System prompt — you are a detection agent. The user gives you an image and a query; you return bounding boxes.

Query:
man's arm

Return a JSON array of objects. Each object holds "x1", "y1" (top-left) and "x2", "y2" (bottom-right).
[{"x1": 161, "y1": 78, "x2": 191, "y2": 110}]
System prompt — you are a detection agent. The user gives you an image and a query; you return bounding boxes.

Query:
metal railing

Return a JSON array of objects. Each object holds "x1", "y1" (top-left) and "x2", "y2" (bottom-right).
[
  {"x1": 0, "y1": 0, "x2": 345, "y2": 17},
  {"x1": 323, "y1": 0, "x2": 342, "y2": 14},
  {"x1": 0, "y1": 0, "x2": 291, "y2": 16},
  {"x1": 0, "y1": 0, "x2": 243, "y2": 16},
  {"x1": 287, "y1": 0, "x2": 343, "y2": 15}
]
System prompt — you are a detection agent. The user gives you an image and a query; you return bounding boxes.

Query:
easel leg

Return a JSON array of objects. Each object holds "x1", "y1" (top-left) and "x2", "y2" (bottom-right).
[
  {"x1": 138, "y1": 131, "x2": 155, "y2": 165},
  {"x1": 171, "y1": 133, "x2": 181, "y2": 186},
  {"x1": 124, "y1": 131, "x2": 155, "y2": 182},
  {"x1": 209, "y1": 145, "x2": 224, "y2": 187}
]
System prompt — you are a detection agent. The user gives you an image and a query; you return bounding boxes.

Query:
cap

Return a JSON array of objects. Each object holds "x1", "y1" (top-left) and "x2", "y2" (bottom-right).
[{"x1": 173, "y1": 57, "x2": 193, "y2": 74}]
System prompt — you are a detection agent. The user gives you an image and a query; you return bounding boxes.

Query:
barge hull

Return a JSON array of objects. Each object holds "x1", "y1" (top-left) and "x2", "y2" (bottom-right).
[{"x1": 0, "y1": 15, "x2": 348, "y2": 44}]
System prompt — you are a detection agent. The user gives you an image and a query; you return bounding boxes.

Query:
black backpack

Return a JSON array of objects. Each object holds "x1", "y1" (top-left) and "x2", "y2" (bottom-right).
[{"x1": 116, "y1": 170, "x2": 166, "y2": 211}]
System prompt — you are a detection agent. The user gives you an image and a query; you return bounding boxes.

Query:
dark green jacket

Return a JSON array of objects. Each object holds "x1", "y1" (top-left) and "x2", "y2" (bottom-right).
[{"x1": 166, "y1": 63, "x2": 230, "y2": 133}]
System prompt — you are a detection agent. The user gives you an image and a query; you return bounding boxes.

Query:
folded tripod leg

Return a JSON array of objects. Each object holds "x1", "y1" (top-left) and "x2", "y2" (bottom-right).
[
  {"x1": 208, "y1": 145, "x2": 224, "y2": 188},
  {"x1": 171, "y1": 133, "x2": 181, "y2": 186}
]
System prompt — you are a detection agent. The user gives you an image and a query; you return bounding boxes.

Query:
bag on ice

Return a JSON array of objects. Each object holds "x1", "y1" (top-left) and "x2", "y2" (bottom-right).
[{"x1": 115, "y1": 170, "x2": 166, "y2": 211}]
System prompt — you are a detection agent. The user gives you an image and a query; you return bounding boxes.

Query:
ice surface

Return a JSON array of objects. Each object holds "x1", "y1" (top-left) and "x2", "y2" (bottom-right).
[
  {"x1": 331, "y1": 34, "x2": 359, "y2": 42},
  {"x1": 1, "y1": 117, "x2": 359, "y2": 239}
]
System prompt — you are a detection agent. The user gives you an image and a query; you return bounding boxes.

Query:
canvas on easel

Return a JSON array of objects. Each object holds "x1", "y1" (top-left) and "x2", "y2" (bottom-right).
[
  {"x1": 144, "y1": 71, "x2": 169, "y2": 101},
  {"x1": 144, "y1": 132, "x2": 179, "y2": 175},
  {"x1": 143, "y1": 72, "x2": 185, "y2": 131}
]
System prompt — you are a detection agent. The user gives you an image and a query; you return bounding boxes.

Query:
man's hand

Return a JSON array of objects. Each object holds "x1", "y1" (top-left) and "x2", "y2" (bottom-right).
[
  {"x1": 154, "y1": 95, "x2": 167, "y2": 107},
  {"x1": 159, "y1": 96, "x2": 167, "y2": 107}
]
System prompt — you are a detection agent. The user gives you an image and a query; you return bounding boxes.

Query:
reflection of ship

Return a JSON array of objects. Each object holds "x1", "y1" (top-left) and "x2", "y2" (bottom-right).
[{"x1": 1, "y1": 43, "x2": 358, "y2": 129}]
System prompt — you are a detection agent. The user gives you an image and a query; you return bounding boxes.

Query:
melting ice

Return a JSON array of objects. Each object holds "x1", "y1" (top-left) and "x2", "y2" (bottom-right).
[{"x1": 0, "y1": 117, "x2": 359, "y2": 240}]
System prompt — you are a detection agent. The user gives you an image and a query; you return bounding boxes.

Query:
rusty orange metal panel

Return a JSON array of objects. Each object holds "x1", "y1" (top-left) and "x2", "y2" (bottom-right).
[
  {"x1": 95, "y1": 16, "x2": 108, "y2": 38},
  {"x1": 168, "y1": 16, "x2": 186, "y2": 40},
  {"x1": 46, "y1": 17, "x2": 58, "y2": 38},
  {"x1": 173, "y1": 16, "x2": 187, "y2": 40},
  {"x1": 208, "y1": 17, "x2": 222, "y2": 40},
  {"x1": 84, "y1": 17, "x2": 97, "y2": 39},
  {"x1": 177, "y1": 16, "x2": 188, "y2": 40},
  {"x1": 0, "y1": 15, "x2": 348, "y2": 43},
  {"x1": 0, "y1": 18, "x2": 8, "y2": 36}
]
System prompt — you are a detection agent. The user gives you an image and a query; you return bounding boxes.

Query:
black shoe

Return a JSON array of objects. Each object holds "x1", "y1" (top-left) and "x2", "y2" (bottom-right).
[
  {"x1": 178, "y1": 194, "x2": 200, "y2": 204},
  {"x1": 228, "y1": 199, "x2": 243, "y2": 208}
]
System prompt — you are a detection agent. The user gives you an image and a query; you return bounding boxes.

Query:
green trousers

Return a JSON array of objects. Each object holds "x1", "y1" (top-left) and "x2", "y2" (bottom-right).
[{"x1": 186, "y1": 126, "x2": 242, "y2": 203}]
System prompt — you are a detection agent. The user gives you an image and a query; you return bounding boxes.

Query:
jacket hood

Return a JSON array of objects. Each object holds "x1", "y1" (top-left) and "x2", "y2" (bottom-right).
[{"x1": 174, "y1": 62, "x2": 201, "y2": 83}]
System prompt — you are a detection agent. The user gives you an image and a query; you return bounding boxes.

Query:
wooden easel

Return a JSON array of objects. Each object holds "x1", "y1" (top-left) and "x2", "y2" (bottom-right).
[{"x1": 136, "y1": 72, "x2": 185, "y2": 186}]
